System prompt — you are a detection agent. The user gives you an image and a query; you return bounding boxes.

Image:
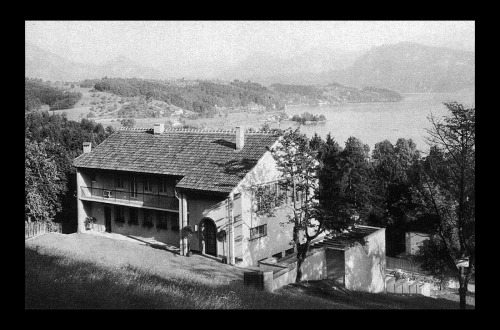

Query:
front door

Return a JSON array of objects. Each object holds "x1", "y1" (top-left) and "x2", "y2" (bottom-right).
[
  {"x1": 104, "y1": 206, "x2": 112, "y2": 233},
  {"x1": 204, "y1": 220, "x2": 217, "y2": 256}
]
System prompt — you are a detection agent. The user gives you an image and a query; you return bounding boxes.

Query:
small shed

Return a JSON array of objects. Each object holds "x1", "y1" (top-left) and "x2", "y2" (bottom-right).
[{"x1": 310, "y1": 225, "x2": 386, "y2": 293}]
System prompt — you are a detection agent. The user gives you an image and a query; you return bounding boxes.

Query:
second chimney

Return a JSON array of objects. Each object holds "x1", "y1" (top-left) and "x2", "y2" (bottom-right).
[
  {"x1": 83, "y1": 142, "x2": 92, "y2": 153},
  {"x1": 154, "y1": 123, "x2": 165, "y2": 135},
  {"x1": 236, "y1": 126, "x2": 244, "y2": 150}
]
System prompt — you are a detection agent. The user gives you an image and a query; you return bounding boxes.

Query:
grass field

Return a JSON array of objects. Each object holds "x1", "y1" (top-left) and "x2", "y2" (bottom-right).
[{"x1": 25, "y1": 233, "x2": 473, "y2": 309}]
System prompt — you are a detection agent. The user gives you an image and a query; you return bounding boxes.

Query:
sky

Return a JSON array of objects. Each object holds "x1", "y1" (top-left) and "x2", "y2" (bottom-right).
[{"x1": 25, "y1": 20, "x2": 475, "y2": 72}]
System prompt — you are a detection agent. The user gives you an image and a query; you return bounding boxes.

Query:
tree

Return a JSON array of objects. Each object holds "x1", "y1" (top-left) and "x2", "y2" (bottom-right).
[
  {"x1": 25, "y1": 138, "x2": 67, "y2": 222},
  {"x1": 120, "y1": 118, "x2": 136, "y2": 128},
  {"x1": 337, "y1": 137, "x2": 376, "y2": 222},
  {"x1": 254, "y1": 128, "x2": 320, "y2": 282},
  {"x1": 370, "y1": 138, "x2": 422, "y2": 255},
  {"x1": 413, "y1": 101, "x2": 475, "y2": 309},
  {"x1": 264, "y1": 128, "x2": 354, "y2": 282}
]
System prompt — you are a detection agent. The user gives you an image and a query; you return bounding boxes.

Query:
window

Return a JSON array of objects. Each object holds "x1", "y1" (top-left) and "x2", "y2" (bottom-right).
[
  {"x1": 130, "y1": 177, "x2": 138, "y2": 198},
  {"x1": 159, "y1": 177, "x2": 174, "y2": 195},
  {"x1": 129, "y1": 208, "x2": 138, "y2": 225},
  {"x1": 143, "y1": 210, "x2": 154, "y2": 228},
  {"x1": 144, "y1": 177, "x2": 152, "y2": 192},
  {"x1": 170, "y1": 212, "x2": 180, "y2": 231},
  {"x1": 250, "y1": 224, "x2": 267, "y2": 240},
  {"x1": 272, "y1": 252, "x2": 283, "y2": 260},
  {"x1": 256, "y1": 182, "x2": 283, "y2": 211},
  {"x1": 285, "y1": 247, "x2": 295, "y2": 256},
  {"x1": 115, "y1": 175, "x2": 124, "y2": 189},
  {"x1": 115, "y1": 206, "x2": 125, "y2": 223},
  {"x1": 156, "y1": 211, "x2": 168, "y2": 230}
]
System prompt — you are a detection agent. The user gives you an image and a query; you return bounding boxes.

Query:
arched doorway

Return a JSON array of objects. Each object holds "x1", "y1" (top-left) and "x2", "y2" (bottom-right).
[{"x1": 201, "y1": 218, "x2": 217, "y2": 257}]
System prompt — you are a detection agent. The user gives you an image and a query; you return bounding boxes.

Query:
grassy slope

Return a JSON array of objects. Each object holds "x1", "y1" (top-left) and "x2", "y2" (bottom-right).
[{"x1": 25, "y1": 233, "x2": 471, "y2": 309}]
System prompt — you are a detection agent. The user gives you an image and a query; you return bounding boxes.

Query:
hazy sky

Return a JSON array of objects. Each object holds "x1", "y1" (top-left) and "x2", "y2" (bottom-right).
[{"x1": 26, "y1": 20, "x2": 475, "y2": 70}]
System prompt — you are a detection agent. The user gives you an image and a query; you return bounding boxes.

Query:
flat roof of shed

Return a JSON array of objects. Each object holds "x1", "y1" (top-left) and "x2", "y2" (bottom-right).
[{"x1": 310, "y1": 225, "x2": 382, "y2": 251}]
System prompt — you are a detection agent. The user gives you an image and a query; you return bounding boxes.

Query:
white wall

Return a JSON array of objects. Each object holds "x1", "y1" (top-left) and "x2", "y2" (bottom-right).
[
  {"x1": 344, "y1": 228, "x2": 386, "y2": 293},
  {"x1": 405, "y1": 232, "x2": 430, "y2": 255}
]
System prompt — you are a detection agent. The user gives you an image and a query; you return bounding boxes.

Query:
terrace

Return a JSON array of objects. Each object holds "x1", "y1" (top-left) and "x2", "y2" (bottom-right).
[{"x1": 80, "y1": 186, "x2": 179, "y2": 212}]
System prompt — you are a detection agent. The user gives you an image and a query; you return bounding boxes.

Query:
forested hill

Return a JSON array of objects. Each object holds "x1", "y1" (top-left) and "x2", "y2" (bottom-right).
[
  {"x1": 270, "y1": 82, "x2": 403, "y2": 104},
  {"x1": 25, "y1": 78, "x2": 82, "y2": 112},
  {"x1": 88, "y1": 78, "x2": 282, "y2": 117}
]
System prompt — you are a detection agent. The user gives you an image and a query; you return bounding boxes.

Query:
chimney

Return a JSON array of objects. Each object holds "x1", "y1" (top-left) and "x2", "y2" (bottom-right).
[
  {"x1": 83, "y1": 142, "x2": 92, "y2": 154},
  {"x1": 154, "y1": 123, "x2": 165, "y2": 135},
  {"x1": 236, "y1": 126, "x2": 244, "y2": 150}
]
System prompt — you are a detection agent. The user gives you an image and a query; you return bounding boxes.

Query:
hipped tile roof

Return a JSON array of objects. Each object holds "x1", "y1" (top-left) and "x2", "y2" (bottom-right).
[{"x1": 73, "y1": 128, "x2": 279, "y2": 194}]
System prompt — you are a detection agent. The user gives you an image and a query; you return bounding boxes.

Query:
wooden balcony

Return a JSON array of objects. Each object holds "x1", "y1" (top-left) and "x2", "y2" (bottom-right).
[{"x1": 80, "y1": 186, "x2": 179, "y2": 212}]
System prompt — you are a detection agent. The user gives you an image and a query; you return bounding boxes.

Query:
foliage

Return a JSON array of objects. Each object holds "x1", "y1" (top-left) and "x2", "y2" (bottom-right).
[
  {"x1": 25, "y1": 79, "x2": 82, "y2": 111},
  {"x1": 25, "y1": 138, "x2": 68, "y2": 222},
  {"x1": 91, "y1": 77, "x2": 281, "y2": 117},
  {"x1": 412, "y1": 101, "x2": 475, "y2": 309},
  {"x1": 181, "y1": 225, "x2": 194, "y2": 239},
  {"x1": 291, "y1": 112, "x2": 326, "y2": 124},
  {"x1": 417, "y1": 237, "x2": 457, "y2": 289},
  {"x1": 120, "y1": 118, "x2": 136, "y2": 128},
  {"x1": 216, "y1": 229, "x2": 227, "y2": 242},
  {"x1": 25, "y1": 111, "x2": 113, "y2": 230},
  {"x1": 369, "y1": 138, "x2": 422, "y2": 255},
  {"x1": 264, "y1": 128, "x2": 323, "y2": 282},
  {"x1": 270, "y1": 82, "x2": 402, "y2": 104}
]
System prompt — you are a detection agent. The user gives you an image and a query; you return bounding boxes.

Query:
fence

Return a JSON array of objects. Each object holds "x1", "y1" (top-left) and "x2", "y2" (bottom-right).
[
  {"x1": 386, "y1": 256, "x2": 425, "y2": 274},
  {"x1": 25, "y1": 221, "x2": 62, "y2": 240}
]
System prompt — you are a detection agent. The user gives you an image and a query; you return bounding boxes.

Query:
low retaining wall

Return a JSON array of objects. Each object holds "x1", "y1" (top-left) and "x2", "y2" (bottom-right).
[{"x1": 244, "y1": 248, "x2": 328, "y2": 292}]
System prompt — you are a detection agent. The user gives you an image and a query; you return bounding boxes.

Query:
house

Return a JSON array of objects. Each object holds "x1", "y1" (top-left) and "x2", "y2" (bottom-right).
[{"x1": 73, "y1": 124, "x2": 297, "y2": 267}]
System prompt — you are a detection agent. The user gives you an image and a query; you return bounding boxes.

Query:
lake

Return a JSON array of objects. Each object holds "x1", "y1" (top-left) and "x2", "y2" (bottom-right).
[{"x1": 282, "y1": 91, "x2": 475, "y2": 154}]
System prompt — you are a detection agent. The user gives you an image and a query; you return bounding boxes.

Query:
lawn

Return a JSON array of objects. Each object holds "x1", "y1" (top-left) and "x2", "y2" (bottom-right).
[{"x1": 25, "y1": 233, "x2": 472, "y2": 309}]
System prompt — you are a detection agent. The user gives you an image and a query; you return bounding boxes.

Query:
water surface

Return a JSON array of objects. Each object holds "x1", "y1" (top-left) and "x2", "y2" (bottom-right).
[{"x1": 282, "y1": 91, "x2": 475, "y2": 153}]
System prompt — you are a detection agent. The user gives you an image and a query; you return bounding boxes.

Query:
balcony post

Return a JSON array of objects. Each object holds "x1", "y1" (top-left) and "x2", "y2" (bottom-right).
[
  {"x1": 228, "y1": 192, "x2": 235, "y2": 265},
  {"x1": 178, "y1": 191, "x2": 188, "y2": 256},
  {"x1": 76, "y1": 170, "x2": 88, "y2": 233}
]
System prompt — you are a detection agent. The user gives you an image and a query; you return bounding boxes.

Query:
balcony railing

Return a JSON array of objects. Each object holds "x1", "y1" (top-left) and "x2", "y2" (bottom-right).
[{"x1": 80, "y1": 186, "x2": 179, "y2": 211}]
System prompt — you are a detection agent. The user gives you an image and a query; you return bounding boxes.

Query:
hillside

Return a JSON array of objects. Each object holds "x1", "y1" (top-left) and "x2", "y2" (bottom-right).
[
  {"x1": 338, "y1": 42, "x2": 475, "y2": 93},
  {"x1": 90, "y1": 78, "x2": 283, "y2": 117},
  {"x1": 25, "y1": 233, "x2": 473, "y2": 309},
  {"x1": 271, "y1": 82, "x2": 403, "y2": 104},
  {"x1": 25, "y1": 78, "x2": 82, "y2": 111}
]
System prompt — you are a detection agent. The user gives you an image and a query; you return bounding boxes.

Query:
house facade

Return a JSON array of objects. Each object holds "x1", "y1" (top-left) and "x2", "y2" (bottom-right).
[{"x1": 73, "y1": 125, "x2": 296, "y2": 267}]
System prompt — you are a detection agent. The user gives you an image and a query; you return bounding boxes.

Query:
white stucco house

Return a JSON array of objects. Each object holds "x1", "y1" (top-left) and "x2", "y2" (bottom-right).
[{"x1": 73, "y1": 124, "x2": 298, "y2": 267}]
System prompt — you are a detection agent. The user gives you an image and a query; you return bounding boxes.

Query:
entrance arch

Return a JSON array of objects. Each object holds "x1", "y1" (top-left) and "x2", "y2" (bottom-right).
[{"x1": 200, "y1": 218, "x2": 217, "y2": 257}]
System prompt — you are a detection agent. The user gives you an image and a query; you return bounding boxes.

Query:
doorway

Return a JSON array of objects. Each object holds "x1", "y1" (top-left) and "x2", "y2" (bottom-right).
[
  {"x1": 203, "y1": 219, "x2": 217, "y2": 256},
  {"x1": 104, "y1": 206, "x2": 112, "y2": 233}
]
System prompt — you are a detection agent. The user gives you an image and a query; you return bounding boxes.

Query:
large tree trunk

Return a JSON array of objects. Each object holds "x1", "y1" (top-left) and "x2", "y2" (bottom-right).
[
  {"x1": 458, "y1": 267, "x2": 469, "y2": 309},
  {"x1": 295, "y1": 242, "x2": 309, "y2": 283}
]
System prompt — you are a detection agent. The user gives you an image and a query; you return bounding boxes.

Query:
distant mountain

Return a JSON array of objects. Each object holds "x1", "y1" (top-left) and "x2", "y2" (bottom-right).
[
  {"x1": 337, "y1": 42, "x2": 475, "y2": 93},
  {"x1": 25, "y1": 41, "x2": 166, "y2": 81},
  {"x1": 25, "y1": 41, "x2": 95, "y2": 81},
  {"x1": 219, "y1": 48, "x2": 362, "y2": 85}
]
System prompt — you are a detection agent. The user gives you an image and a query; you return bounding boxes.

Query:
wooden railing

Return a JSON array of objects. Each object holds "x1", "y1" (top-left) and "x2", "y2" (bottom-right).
[
  {"x1": 80, "y1": 186, "x2": 179, "y2": 211},
  {"x1": 25, "y1": 221, "x2": 62, "y2": 240}
]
